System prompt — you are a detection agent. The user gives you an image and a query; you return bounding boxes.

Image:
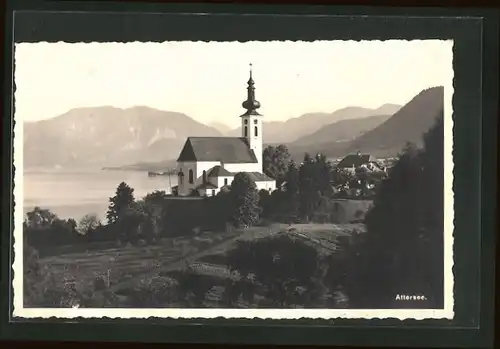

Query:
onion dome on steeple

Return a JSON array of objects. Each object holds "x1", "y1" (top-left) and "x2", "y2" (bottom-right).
[{"x1": 241, "y1": 63, "x2": 261, "y2": 116}]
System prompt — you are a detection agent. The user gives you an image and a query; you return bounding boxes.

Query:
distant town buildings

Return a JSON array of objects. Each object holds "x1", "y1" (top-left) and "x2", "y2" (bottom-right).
[{"x1": 337, "y1": 151, "x2": 385, "y2": 173}]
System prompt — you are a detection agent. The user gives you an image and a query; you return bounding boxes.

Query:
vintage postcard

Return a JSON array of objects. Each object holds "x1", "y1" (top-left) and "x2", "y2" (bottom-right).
[{"x1": 13, "y1": 39, "x2": 454, "y2": 320}]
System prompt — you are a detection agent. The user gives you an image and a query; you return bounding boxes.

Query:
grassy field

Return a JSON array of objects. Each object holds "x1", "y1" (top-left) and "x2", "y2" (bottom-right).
[
  {"x1": 40, "y1": 231, "x2": 238, "y2": 288},
  {"x1": 39, "y1": 223, "x2": 365, "y2": 297}
]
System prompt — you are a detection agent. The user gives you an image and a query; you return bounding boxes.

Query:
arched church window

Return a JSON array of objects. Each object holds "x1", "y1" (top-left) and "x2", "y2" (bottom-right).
[
  {"x1": 254, "y1": 126, "x2": 258, "y2": 137},
  {"x1": 188, "y1": 169, "x2": 194, "y2": 184},
  {"x1": 244, "y1": 119, "x2": 248, "y2": 125},
  {"x1": 224, "y1": 178, "x2": 228, "y2": 186},
  {"x1": 244, "y1": 126, "x2": 248, "y2": 137},
  {"x1": 202, "y1": 170, "x2": 207, "y2": 183},
  {"x1": 178, "y1": 171, "x2": 184, "y2": 185},
  {"x1": 254, "y1": 119, "x2": 258, "y2": 124}
]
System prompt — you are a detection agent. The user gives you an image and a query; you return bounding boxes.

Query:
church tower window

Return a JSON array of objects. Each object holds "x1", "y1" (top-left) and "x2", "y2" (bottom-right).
[
  {"x1": 188, "y1": 169, "x2": 194, "y2": 184},
  {"x1": 178, "y1": 171, "x2": 184, "y2": 185},
  {"x1": 244, "y1": 126, "x2": 248, "y2": 137},
  {"x1": 202, "y1": 170, "x2": 207, "y2": 183},
  {"x1": 254, "y1": 126, "x2": 258, "y2": 137}
]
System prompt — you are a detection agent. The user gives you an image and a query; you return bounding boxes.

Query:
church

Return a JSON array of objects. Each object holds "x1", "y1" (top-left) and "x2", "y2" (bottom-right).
[{"x1": 172, "y1": 65, "x2": 277, "y2": 197}]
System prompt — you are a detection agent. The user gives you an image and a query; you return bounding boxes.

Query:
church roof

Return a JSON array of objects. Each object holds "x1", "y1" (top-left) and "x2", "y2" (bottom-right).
[
  {"x1": 196, "y1": 182, "x2": 218, "y2": 190},
  {"x1": 337, "y1": 153, "x2": 377, "y2": 168},
  {"x1": 177, "y1": 137, "x2": 258, "y2": 163},
  {"x1": 207, "y1": 165, "x2": 233, "y2": 178},
  {"x1": 243, "y1": 172, "x2": 275, "y2": 182}
]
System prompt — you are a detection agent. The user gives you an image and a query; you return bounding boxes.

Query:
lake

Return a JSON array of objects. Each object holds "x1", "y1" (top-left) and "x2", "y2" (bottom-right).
[{"x1": 23, "y1": 169, "x2": 178, "y2": 221}]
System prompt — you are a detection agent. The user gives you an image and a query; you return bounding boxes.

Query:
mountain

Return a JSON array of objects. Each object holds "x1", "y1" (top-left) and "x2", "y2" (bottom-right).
[
  {"x1": 209, "y1": 121, "x2": 232, "y2": 134},
  {"x1": 291, "y1": 114, "x2": 392, "y2": 147},
  {"x1": 374, "y1": 103, "x2": 403, "y2": 115},
  {"x1": 225, "y1": 104, "x2": 401, "y2": 144},
  {"x1": 23, "y1": 106, "x2": 221, "y2": 169},
  {"x1": 289, "y1": 87, "x2": 444, "y2": 159},
  {"x1": 345, "y1": 86, "x2": 444, "y2": 156}
]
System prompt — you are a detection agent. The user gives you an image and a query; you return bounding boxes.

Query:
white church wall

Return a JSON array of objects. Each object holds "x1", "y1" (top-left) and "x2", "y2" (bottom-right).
[
  {"x1": 216, "y1": 175, "x2": 234, "y2": 188},
  {"x1": 256, "y1": 180, "x2": 276, "y2": 193},
  {"x1": 177, "y1": 161, "x2": 221, "y2": 196},
  {"x1": 196, "y1": 161, "x2": 221, "y2": 179},
  {"x1": 176, "y1": 161, "x2": 197, "y2": 195},
  {"x1": 223, "y1": 162, "x2": 261, "y2": 174}
]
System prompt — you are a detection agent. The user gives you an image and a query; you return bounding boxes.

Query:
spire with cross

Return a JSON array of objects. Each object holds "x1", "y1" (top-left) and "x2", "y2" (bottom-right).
[{"x1": 241, "y1": 62, "x2": 261, "y2": 116}]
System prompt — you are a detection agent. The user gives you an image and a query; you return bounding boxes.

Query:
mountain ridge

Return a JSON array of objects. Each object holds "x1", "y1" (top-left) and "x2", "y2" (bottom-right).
[
  {"x1": 23, "y1": 90, "x2": 442, "y2": 172},
  {"x1": 23, "y1": 106, "x2": 221, "y2": 169},
  {"x1": 225, "y1": 103, "x2": 402, "y2": 143},
  {"x1": 288, "y1": 86, "x2": 445, "y2": 159}
]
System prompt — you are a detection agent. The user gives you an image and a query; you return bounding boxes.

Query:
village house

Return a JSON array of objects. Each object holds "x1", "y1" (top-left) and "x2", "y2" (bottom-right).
[
  {"x1": 172, "y1": 65, "x2": 276, "y2": 197},
  {"x1": 336, "y1": 152, "x2": 385, "y2": 174}
]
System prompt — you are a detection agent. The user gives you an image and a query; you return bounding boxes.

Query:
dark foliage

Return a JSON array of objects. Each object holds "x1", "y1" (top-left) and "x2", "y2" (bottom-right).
[
  {"x1": 24, "y1": 207, "x2": 83, "y2": 251},
  {"x1": 337, "y1": 113, "x2": 444, "y2": 308},
  {"x1": 23, "y1": 240, "x2": 118, "y2": 307},
  {"x1": 263, "y1": 144, "x2": 291, "y2": 186},
  {"x1": 229, "y1": 173, "x2": 262, "y2": 228},
  {"x1": 175, "y1": 271, "x2": 215, "y2": 307},
  {"x1": 106, "y1": 181, "x2": 135, "y2": 224},
  {"x1": 225, "y1": 234, "x2": 331, "y2": 308}
]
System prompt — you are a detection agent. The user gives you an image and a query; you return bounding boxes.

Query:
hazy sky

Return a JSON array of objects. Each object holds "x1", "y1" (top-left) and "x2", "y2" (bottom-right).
[{"x1": 15, "y1": 40, "x2": 453, "y2": 128}]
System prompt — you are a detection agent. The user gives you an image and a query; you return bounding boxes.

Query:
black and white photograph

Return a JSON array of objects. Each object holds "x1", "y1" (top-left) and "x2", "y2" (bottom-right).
[{"x1": 13, "y1": 39, "x2": 454, "y2": 320}]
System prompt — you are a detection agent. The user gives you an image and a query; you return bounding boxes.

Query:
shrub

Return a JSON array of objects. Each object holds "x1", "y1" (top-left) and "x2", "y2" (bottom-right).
[{"x1": 127, "y1": 275, "x2": 178, "y2": 307}]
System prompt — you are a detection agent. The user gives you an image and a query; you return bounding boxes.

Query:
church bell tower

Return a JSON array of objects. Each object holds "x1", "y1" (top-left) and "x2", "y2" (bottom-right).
[{"x1": 241, "y1": 63, "x2": 263, "y2": 172}]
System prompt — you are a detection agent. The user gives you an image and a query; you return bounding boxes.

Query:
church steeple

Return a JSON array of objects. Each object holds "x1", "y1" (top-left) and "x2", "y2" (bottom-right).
[
  {"x1": 240, "y1": 63, "x2": 263, "y2": 172},
  {"x1": 241, "y1": 63, "x2": 261, "y2": 116}
]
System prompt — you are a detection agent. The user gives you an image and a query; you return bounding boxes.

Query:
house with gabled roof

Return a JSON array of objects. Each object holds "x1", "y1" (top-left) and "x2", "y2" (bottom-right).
[
  {"x1": 336, "y1": 151, "x2": 383, "y2": 173},
  {"x1": 173, "y1": 65, "x2": 276, "y2": 197}
]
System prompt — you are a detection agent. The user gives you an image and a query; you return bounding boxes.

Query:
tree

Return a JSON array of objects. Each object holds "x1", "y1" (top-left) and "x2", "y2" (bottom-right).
[
  {"x1": 313, "y1": 153, "x2": 333, "y2": 198},
  {"x1": 339, "y1": 112, "x2": 444, "y2": 308},
  {"x1": 226, "y1": 234, "x2": 329, "y2": 308},
  {"x1": 25, "y1": 207, "x2": 57, "y2": 228},
  {"x1": 258, "y1": 189, "x2": 273, "y2": 220},
  {"x1": 298, "y1": 153, "x2": 320, "y2": 221},
  {"x1": 263, "y1": 145, "x2": 291, "y2": 185},
  {"x1": 106, "y1": 182, "x2": 135, "y2": 224},
  {"x1": 284, "y1": 160, "x2": 300, "y2": 223},
  {"x1": 331, "y1": 167, "x2": 354, "y2": 191},
  {"x1": 205, "y1": 190, "x2": 233, "y2": 230},
  {"x1": 76, "y1": 214, "x2": 100, "y2": 235},
  {"x1": 175, "y1": 271, "x2": 214, "y2": 307},
  {"x1": 24, "y1": 208, "x2": 82, "y2": 248},
  {"x1": 229, "y1": 173, "x2": 261, "y2": 228},
  {"x1": 134, "y1": 190, "x2": 169, "y2": 243}
]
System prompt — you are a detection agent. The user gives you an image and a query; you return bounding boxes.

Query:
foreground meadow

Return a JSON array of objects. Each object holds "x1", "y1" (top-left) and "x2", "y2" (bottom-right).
[{"x1": 35, "y1": 223, "x2": 364, "y2": 307}]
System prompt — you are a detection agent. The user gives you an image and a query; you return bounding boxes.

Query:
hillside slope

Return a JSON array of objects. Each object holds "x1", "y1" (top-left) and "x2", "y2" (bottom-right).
[
  {"x1": 292, "y1": 114, "x2": 392, "y2": 147},
  {"x1": 288, "y1": 87, "x2": 444, "y2": 159},
  {"x1": 346, "y1": 86, "x2": 444, "y2": 156}
]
